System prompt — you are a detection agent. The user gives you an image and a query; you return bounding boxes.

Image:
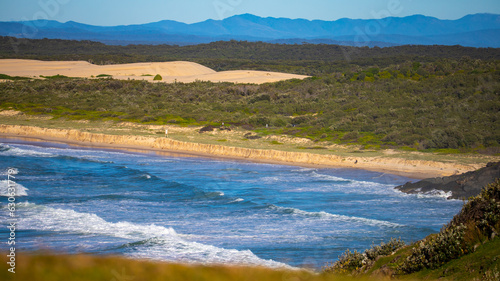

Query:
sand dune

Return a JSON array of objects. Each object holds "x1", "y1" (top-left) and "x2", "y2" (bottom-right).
[{"x1": 0, "y1": 59, "x2": 308, "y2": 84}]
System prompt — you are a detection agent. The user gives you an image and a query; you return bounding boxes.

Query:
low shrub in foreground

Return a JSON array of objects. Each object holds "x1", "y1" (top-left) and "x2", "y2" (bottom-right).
[
  {"x1": 397, "y1": 224, "x2": 470, "y2": 274},
  {"x1": 323, "y1": 249, "x2": 365, "y2": 275},
  {"x1": 324, "y1": 179, "x2": 500, "y2": 277},
  {"x1": 398, "y1": 179, "x2": 500, "y2": 274},
  {"x1": 322, "y1": 238, "x2": 406, "y2": 275}
]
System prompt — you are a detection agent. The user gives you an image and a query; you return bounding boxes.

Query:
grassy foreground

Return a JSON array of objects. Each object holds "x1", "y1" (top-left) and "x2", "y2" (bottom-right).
[{"x1": 0, "y1": 254, "x2": 389, "y2": 281}]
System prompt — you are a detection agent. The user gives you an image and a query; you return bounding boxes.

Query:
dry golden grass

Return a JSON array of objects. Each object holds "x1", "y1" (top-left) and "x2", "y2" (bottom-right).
[{"x1": 0, "y1": 254, "x2": 395, "y2": 281}]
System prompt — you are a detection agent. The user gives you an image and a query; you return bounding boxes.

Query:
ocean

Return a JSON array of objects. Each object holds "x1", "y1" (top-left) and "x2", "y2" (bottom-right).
[{"x1": 0, "y1": 139, "x2": 463, "y2": 270}]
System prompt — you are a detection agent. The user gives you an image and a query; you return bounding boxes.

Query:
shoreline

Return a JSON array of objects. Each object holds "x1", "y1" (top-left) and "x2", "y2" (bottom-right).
[{"x1": 0, "y1": 124, "x2": 483, "y2": 179}]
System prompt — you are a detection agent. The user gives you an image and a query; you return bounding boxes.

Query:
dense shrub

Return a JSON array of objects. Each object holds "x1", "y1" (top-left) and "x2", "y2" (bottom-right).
[
  {"x1": 322, "y1": 249, "x2": 365, "y2": 275},
  {"x1": 397, "y1": 179, "x2": 500, "y2": 274},
  {"x1": 397, "y1": 224, "x2": 470, "y2": 274},
  {"x1": 323, "y1": 238, "x2": 406, "y2": 275},
  {"x1": 365, "y1": 238, "x2": 406, "y2": 260},
  {"x1": 450, "y1": 179, "x2": 500, "y2": 241}
]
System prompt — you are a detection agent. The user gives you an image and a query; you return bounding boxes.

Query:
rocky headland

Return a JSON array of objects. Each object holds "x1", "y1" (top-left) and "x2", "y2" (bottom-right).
[{"x1": 395, "y1": 162, "x2": 500, "y2": 199}]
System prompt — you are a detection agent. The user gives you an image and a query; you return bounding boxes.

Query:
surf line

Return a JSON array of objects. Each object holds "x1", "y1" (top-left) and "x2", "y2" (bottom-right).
[{"x1": 5, "y1": 168, "x2": 17, "y2": 274}]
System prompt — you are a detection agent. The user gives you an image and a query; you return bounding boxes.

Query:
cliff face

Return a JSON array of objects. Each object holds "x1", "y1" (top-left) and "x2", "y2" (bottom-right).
[
  {"x1": 0, "y1": 125, "x2": 479, "y2": 177},
  {"x1": 395, "y1": 162, "x2": 500, "y2": 199}
]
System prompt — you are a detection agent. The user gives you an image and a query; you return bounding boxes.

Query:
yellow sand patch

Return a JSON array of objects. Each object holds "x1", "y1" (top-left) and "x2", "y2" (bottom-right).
[{"x1": 0, "y1": 59, "x2": 309, "y2": 84}]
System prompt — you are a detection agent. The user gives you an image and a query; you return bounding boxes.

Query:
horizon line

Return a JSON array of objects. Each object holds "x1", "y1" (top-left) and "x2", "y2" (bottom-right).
[{"x1": 1, "y1": 12, "x2": 498, "y2": 27}]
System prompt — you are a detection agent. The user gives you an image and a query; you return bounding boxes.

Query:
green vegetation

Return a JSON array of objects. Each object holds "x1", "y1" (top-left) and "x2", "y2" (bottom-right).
[
  {"x1": 397, "y1": 179, "x2": 500, "y2": 275},
  {"x1": 40, "y1": 74, "x2": 75, "y2": 79},
  {"x1": 323, "y1": 179, "x2": 500, "y2": 280},
  {"x1": 96, "y1": 74, "x2": 112, "y2": 78},
  {"x1": 153, "y1": 74, "x2": 162, "y2": 80},
  {"x1": 0, "y1": 73, "x2": 30, "y2": 80},
  {"x1": 323, "y1": 238, "x2": 407, "y2": 275}
]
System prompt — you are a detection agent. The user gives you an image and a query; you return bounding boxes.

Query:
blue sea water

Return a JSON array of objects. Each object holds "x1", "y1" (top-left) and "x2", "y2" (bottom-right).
[{"x1": 0, "y1": 139, "x2": 464, "y2": 269}]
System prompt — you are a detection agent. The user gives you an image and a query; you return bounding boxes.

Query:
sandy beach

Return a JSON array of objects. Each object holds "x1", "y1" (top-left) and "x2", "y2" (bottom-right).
[
  {"x1": 0, "y1": 59, "x2": 309, "y2": 84},
  {"x1": 0, "y1": 124, "x2": 486, "y2": 179}
]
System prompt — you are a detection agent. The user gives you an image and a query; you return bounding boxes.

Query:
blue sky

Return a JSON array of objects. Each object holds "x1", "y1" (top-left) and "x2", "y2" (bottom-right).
[{"x1": 1, "y1": 0, "x2": 499, "y2": 26}]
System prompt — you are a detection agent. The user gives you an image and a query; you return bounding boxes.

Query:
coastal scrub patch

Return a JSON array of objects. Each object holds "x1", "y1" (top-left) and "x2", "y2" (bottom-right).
[
  {"x1": 323, "y1": 238, "x2": 406, "y2": 275},
  {"x1": 0, "y1": 74, "x2": 30, "y2": 80},
  {"x1": 323, "y1": 179, "x2": 500, "y2": 278},
  {"x1": 40, "y1": 74, "x2": 75, "y2": 79}
]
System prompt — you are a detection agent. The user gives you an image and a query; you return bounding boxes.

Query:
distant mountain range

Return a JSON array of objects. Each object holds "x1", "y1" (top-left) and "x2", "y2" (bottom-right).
[{"x1": 1, "y1": 13, "x2": 499, "y2": 47}]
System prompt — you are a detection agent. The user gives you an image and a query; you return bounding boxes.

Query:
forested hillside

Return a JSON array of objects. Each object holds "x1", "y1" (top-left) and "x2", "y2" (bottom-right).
[{"x1": 1, "y1": 36, "x2": 500, "y2": 75}]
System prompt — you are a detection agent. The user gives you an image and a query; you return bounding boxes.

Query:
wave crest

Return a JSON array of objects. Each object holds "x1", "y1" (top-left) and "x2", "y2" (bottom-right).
[
  {"x1": 0, "y1": 180, "x2": 28, "y2": 196},
  {"x1": 269, "y1": 205, "x2": 401, "y2": 228},
  {"x1": 18, "y1": 202, "x2": 293, "y2": 269}
]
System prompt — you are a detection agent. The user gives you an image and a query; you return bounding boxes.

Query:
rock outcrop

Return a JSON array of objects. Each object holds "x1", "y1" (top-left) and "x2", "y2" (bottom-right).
[{"x1": 395, "y1": 162, "x2": 500, "y2": 199}]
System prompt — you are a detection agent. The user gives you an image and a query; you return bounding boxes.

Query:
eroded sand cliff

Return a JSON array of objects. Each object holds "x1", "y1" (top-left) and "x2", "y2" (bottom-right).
[{"x1": 0, "y1": 124, "x2": 482, "y2": 178}]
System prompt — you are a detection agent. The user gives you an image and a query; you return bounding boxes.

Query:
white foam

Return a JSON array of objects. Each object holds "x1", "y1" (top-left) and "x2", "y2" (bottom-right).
[
  {"x1": 311, "y1": 171, "x2": 351, "y2": 182},
  {"x1": 17, "y1": 202, "x2": 293, "y2": 269},
  {"x1": 416, "y1": 189, "x2": 453, "y2": 200},
  {"x1": 0, "y1": 180, "x2": 28, "y2": 196},
  {"x1": 0, "y1": 168, "x2": 19, "y2": 176},
  {"x1": 269, "y1": 205, "x2": 401, "y2": 228},
  {"x1": 0, "y1": 144, "x2": 55, "y2": 158}
]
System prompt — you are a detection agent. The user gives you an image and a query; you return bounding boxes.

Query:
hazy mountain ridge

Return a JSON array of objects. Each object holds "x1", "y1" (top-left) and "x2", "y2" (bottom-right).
[{"x1": 1, "y1": 13, "x2": 499, "y2": 47}]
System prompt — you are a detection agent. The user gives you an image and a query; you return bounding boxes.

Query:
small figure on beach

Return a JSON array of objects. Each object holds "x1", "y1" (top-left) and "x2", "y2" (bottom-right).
[{"x1": 165, "y1": 129, "x2": 168, "y2": 138}]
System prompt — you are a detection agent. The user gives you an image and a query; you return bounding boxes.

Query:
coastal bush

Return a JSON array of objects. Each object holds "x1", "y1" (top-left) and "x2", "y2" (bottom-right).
[
  {"x1": 397, "y1": 224, "x2": 470, "y2": 274},
  {"x1": 323, "y1": 180, "x2": 500, "y2": 277},
  {"x1": 323, "y1": 239, "x2": 406, "y2": 275},
  {"x1": 153, "y1": 74, "x2": 162, "y2": 81},
  {"x1": 397, "y1": 179, "x2": 500, "y2": 274},
  {"x1": 322, "y1": 249, "x2": 365, "y2": 275},
  {"x1": 0, "y1": 73, "x2": 30, "y2": 80},
  {"x1": 40, "y1": 74, "x2": 74, "y2": 79},
  {"x1": 365, "y1": 238, "x2": 406, "y2": 260},
  {"x1": 449, "y1": 179, "x2": 500, "y2": 241}
]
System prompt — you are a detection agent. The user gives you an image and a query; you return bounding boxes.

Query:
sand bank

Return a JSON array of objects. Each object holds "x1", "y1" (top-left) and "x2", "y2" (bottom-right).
[
  {"x1": 0, "y1": 59, "x2": 308, "y2": 84},
  {"x1": 0, "y1": 124, "x2": 483, "y2": 179}
]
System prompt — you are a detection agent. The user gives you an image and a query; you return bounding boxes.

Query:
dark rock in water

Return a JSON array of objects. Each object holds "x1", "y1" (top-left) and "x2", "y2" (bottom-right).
[{"x1": 395, "y1": 162, "x2": 500, "y2": 200}]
